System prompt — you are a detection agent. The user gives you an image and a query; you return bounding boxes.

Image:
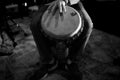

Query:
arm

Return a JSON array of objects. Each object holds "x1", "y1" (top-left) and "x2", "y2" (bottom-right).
[
  {"x1": 78, "y1": 1, "x2": 93, "y2": 50},
  {"x1": 78, "y1": 1, "x2": 93, "y2": 28},
  {"x1": 63, "y1": 0, "x2": 93, "y2": 28}
]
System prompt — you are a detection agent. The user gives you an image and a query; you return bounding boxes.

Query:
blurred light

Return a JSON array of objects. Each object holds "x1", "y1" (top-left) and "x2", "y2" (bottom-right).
[
  {"x1": 34, "y1": 0, "x2": 36, "y2": 3},
  {"x1": 24, "y1": 2, "x2": 27, "y2": 7}
]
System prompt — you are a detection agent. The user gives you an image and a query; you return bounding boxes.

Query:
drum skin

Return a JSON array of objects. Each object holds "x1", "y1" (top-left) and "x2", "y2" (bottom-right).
[{"x1": 41, "y1": 6, "x2": 82, "y2": 39}]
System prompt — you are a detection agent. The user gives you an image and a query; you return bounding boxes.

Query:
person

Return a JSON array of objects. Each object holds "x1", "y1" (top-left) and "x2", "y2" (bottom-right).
[
  {"x1": 29, "y1": 0, "x2": 93, "y2": 80},
  {"x1": 0, "y1": 0, "x2": 17, "y2": 47}
]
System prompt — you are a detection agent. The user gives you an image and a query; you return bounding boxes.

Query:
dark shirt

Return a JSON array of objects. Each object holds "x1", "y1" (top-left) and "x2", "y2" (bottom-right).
[
  {"x1": 0, "y1": 0, "x2": 7, "y2": 28},
  {"x1": 36, "y1": 0, "x2": 55, "y2": 5}
]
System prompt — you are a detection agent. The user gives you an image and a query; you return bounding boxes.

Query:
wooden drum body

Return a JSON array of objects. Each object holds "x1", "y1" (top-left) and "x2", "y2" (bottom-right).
[
  {"x1": 40, "y1": 5, "x2": 84, "y2": 63},
  {"x1": 38, "y1": 6, "x2": 84, "y2": 80}
]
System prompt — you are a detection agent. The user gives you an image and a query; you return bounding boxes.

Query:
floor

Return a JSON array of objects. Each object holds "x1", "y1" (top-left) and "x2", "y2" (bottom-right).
[{"x1": 0, "y1": 16, "x2": 120, "y2": 80}]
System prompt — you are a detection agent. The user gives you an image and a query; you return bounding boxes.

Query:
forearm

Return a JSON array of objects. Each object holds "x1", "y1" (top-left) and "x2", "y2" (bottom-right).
[{"x1": 78, "y1": 1, "x2": 93, "y2": 28}]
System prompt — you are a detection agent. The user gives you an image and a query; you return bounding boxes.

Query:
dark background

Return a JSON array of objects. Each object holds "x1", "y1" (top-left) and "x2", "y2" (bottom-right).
[
  {"x1": 4, "y1": 0, "x2": 120, "y2": 37},
  {"x1": 82, "y1": 0, "x2": 120, "y2": 37}
]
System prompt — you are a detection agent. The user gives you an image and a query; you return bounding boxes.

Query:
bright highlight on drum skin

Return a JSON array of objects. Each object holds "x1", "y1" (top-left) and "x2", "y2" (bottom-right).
[{"x1": 70, "y1": 7, "x2": 82, "y2": 37}]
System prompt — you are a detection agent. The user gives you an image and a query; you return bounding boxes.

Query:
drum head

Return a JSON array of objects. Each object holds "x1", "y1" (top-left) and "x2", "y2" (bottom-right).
[{"x1": 41, "y1": 6, "x2": 82, "y2": 39}]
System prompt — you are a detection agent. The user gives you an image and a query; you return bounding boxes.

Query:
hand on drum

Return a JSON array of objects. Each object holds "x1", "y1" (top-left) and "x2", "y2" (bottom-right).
[
  {"x1": 44, "y1": 0, "x2": 68, "y2": 28},
  {"x1": 43, "y1": 0, "x2": 80, "y2": 28},
  {"x1": 47, "y1": 0, "x2": 68, "y2": 15}
]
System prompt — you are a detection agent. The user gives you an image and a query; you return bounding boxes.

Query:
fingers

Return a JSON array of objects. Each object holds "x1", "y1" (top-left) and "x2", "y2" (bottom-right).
[
  {"x1": 47, "y1": 0, "x2": 67, "y2": 14},
  {"x1": 44, "y1": 1, "x2": 57, "y2": 24},
  {"x1": 62, "y1": 1, "x2": 66, "y2": 12},
  {"x1": 59, "y1": 1, "x2": 62, "y2": 13},
  {"x1": 59, "y1": 1, "x2": 66, "y2": 13},
  {"x1": 47, "y1": 2, "x2": 54, "y2": 13},
  {"x1": 46, "y1": 1, "x2": 60, "y2": 28},
  {"x1": 44, "y1": 0, "x2": 67, "y2": 27}
]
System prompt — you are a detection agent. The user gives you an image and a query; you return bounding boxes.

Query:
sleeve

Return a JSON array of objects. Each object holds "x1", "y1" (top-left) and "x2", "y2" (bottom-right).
[{"x1": 69, "y1": 0, "x2": 80, "y2": 5}]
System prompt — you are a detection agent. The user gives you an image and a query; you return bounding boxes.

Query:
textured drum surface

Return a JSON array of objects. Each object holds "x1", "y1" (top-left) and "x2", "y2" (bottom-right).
[{"x1": 41, "y1": 6, "x2": 81, "y2": 38}]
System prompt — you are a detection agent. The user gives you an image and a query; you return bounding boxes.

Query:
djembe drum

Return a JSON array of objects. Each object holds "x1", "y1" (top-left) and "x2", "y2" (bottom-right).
[
  {"x1": 40, "y1": 5, "x2": 83, "y2": 80},
  {"x1": 41, "y1": 5, "x2": 83, "y2": 60}
]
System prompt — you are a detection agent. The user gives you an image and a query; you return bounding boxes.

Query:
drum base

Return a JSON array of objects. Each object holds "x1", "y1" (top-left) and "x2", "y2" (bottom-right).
[
  {"x1": 41, "y1": 73, "x2": 67, "y2": 80},
  {"x1": 41, "y1": 70, "x2": 69, "y2": 80}
]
